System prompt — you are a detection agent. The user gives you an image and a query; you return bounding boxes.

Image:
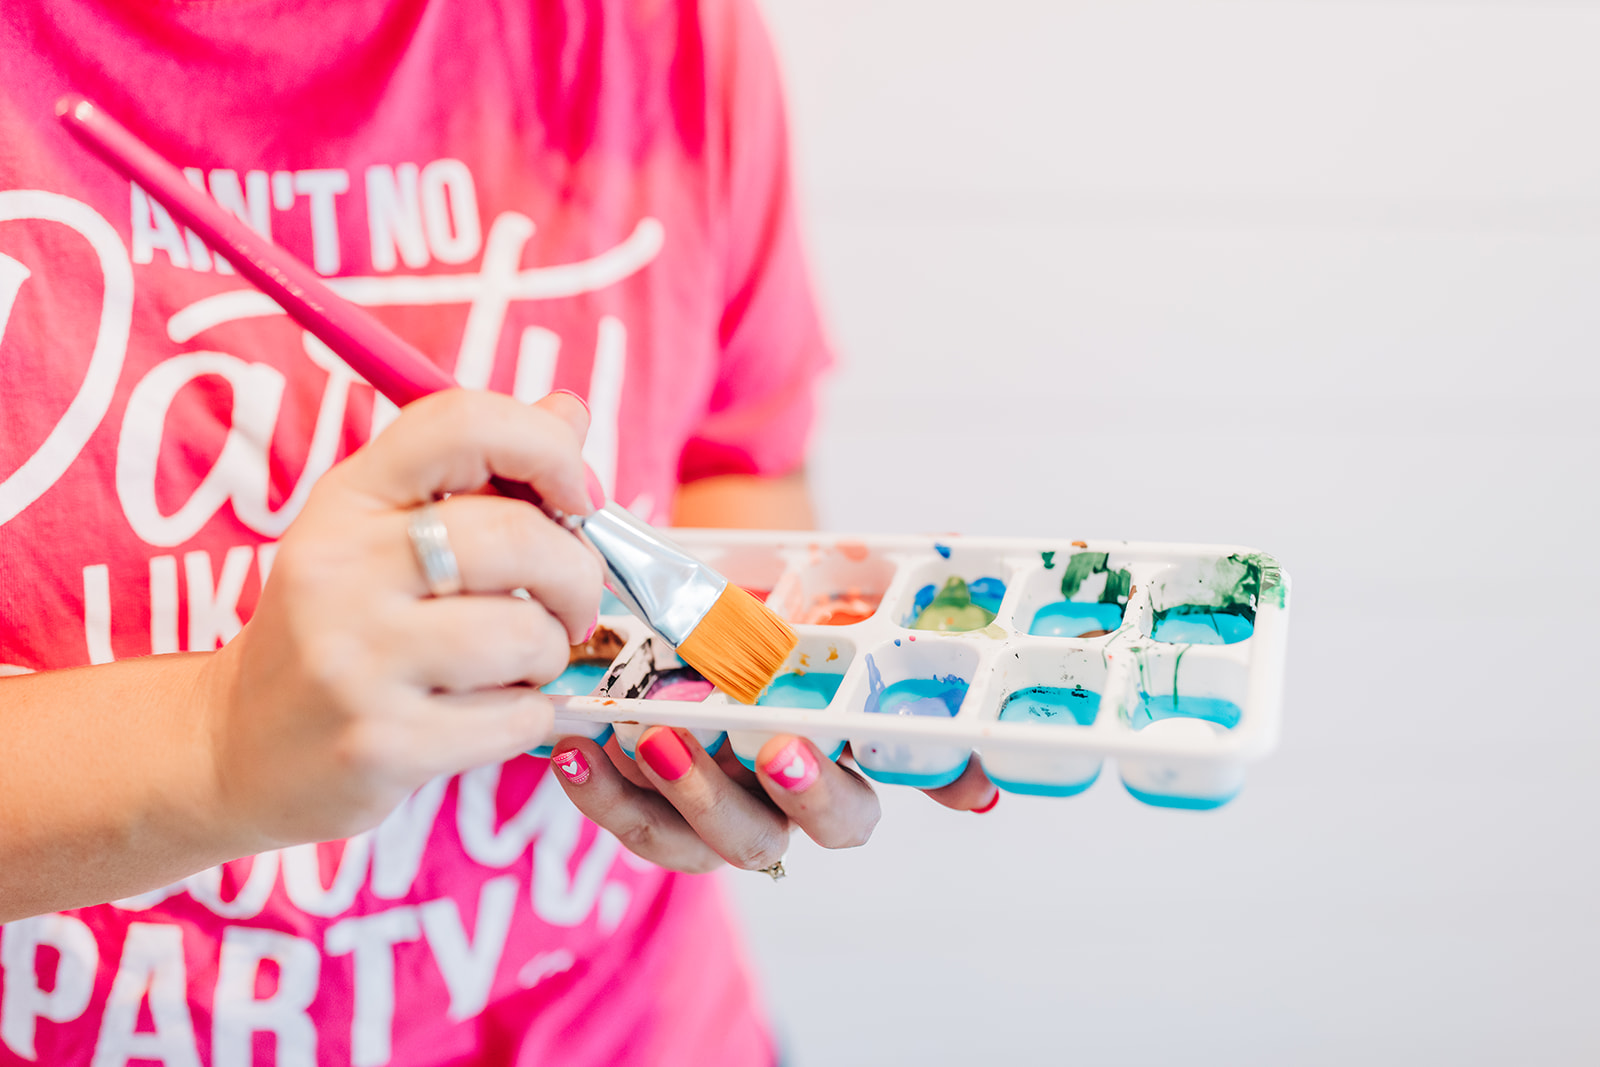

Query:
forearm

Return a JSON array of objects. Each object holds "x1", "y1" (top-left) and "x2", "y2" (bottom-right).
[{"x1": 0, "y1": 653, "x2": 252, "y2": 921}]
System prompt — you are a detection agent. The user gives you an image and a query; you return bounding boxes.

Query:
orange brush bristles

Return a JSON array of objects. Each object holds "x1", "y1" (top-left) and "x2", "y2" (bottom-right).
[{"x1": 675, "y1": 585, "x2": 798, "y2": 705}]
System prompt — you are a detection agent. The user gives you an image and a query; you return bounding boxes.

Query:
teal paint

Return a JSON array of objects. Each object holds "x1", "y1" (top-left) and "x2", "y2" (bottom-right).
[
  {"x1": 999, "y1": 685, "x2": 1100, "y2": 726},
  {"x1": 1122, "y1": 781, "x2": 1240, "y2": 810},
  {"x1": 1040, "y1": 550, "x2": 1056, "y2": 569},
  {"x1": 1152, "y1": 611, "x2": 1253, "y2": 645},
  {"x1": 989, "y1": 767, "x2": 1100, "y2": 797},
  {"x1": 864, "y1": 655, "x2": 968, "y2": 717},
  {"x1": 757, "y1": 671, "x2": 844, "y2": 709},
  {"x1": 540, "y1": 662, "x2": 609, "y2": 696},
  {"x1": 1132, "y1": 693, "x2": 1242, "y2": 730},
  {"x1": 1029, "y1": 601, "x2": 1123, "y2": 638}
]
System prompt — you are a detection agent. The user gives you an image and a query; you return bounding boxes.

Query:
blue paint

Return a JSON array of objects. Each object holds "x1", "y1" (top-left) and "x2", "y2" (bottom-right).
[
  {"x1": 999, "y1": 685, "x2": 1100, "y2": 726},
  {"x1": 867, "y1": 675, "x2": 969, "y2": 718},
  {"x1": 968, "y1": 577, "x2": 1006, "y2": 612},
  {"x1": 934, "y1": 543, "x2": 951, "y2": 558},
  {"x1": 757, "y1": 671, "x2": 844, "y2": 709},
  {"x1": 598, "y1": 588, "x2": 628, "y2": 615},
  {"x1": 1029, "y1": 601, "x2": 1124, "y2": 638},
  {"x1": 866, "y1": 653, "x2": 968, "y2": 716},
  {"x1": 1123, "y1": 781, "x2": 1240, "y2": 810},
  {"x1": 1133, "y1": 694, "x2": 1243, "y2": 730},
  {"x1": 539, "y1": 662, "x2": 609, "y2": 696},
  {"x1": 529, "y1": 724, "x2": 614, "y2": 759},
  {"x1": 1152, "y1": 610, "x2": 1253, "y2": 645}
]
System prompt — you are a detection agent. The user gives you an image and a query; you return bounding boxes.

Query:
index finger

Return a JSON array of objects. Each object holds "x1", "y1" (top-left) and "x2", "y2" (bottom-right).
[{"x1": 337, "y1": 390, "x2": 592, "y2": 515}]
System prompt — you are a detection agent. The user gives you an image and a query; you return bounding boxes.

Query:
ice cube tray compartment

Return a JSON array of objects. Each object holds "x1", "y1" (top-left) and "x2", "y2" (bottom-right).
[{"x1": 538, "y1": 532, "x2": 1290, "y2": 809}]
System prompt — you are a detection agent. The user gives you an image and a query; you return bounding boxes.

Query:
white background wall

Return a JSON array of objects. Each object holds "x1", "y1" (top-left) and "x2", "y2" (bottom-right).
[{"x1": 726, "y1": 3, "x2": 1600, "y2": 1064}]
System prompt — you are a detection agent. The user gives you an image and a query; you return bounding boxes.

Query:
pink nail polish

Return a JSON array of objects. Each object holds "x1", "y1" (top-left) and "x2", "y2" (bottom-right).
[
  {"x1": 552, "y1": 748, "x2": 591, "y2": 786},
  {"x1": 551, "y1": 388, "x2": 590, "y2": 415},
  {"x1": 584, "y1": 464, "x2": 607, "y2": 511},
  {"x1": 638, "y1": 728, "x2": 694, "y2": 781},
  {"x1": 762, "y1": 738, "x2": 820, "y2": 793},
  {"x1": 973, "y1": 788, "x2": 1000, "y2": 814},
  {"x1": 581, "y1": 617, "x2": 598, "y2": 642}
]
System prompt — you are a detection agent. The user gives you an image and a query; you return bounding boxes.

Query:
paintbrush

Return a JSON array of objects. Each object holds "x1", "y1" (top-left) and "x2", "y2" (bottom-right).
[{"x1": 57, "y1": 94, "x2": 795, "y2": 704}]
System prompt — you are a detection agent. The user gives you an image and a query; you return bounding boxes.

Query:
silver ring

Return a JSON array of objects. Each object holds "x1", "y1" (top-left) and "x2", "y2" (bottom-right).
[
  {"x1": 757, "y1": 861, "x2": 786, "y2": 882},
  {"x1": 407, "y1": 502, "x2": 463, "y2": 597}
]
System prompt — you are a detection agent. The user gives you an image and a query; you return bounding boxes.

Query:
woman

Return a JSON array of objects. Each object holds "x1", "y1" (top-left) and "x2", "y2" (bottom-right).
[{"x1": 0, "y1": 1, "x2": 995, "y2": 1062}]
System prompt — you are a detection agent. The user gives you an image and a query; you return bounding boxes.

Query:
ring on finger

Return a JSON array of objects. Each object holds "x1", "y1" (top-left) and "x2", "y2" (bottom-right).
[
  {"x1": 757, "y1": 860, "x2": 786, "y2": 882},
  {"x1": 407, "y1": 501, "x2": 463, "y2": 597}
]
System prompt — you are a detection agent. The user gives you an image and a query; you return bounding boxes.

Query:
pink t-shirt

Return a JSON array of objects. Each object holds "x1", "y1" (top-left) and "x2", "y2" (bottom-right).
[{"x1": 0, "y1": 0, "x2": 830, "y2": 1062}]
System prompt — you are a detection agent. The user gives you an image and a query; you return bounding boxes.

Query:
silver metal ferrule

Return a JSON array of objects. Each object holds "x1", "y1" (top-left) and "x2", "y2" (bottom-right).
[{"x1": 575, "y1": 503, "x2": 727, "y2": 645}]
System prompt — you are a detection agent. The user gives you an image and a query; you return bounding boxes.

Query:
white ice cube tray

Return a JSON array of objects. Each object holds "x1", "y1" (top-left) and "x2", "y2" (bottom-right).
[{"x1": 534, "y1": 531, "x2": 1290, "y2": 810}]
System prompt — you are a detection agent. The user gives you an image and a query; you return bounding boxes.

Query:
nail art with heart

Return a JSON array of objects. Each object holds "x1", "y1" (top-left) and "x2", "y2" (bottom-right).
[
  {"x1": 762, "y1": 738, "x2": 820, "y2": 793},
  {"x1": 552, "y1": 748, "x2": 591, "y2": 786}
]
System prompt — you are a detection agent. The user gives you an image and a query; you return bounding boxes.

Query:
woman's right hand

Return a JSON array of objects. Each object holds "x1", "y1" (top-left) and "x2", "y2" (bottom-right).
[{"x1": 203, "y1": 388, "x2": 603, "y2": 852}]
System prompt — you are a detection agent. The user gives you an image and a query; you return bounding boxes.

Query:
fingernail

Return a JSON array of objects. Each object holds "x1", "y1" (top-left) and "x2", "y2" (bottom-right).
[
  {"x1": 762, "y1": 738, "x2": 820, "y2": 793},
  {"x1": 551, "y1": 388, "x2": 590, "y2": 415},
  {"x1": 552, "y1": 748, "x2": 591, "y2": 786},
  {"x1": 638, "y1": 728, "x2": 693, "y2": 781},
  {"x1": 581, "y1": 616, "x2": 598, "y2": 643},
  {"x1": 584, "y1": 464, "x2": 607, "y2": 511},
  {"x1": 973, "y1": 788, "x2": 1000, "y2": 814}
]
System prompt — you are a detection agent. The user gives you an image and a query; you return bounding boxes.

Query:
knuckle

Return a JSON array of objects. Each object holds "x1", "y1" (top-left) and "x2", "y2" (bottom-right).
[
  {"x1": 727, "y1": 828, "x2": 789, "y2": 872},
  {"x1": 334, "y1": 717, "x2": 408, "y2": 780},
  {"x1": 484, "y1": 500, "x2": 542, "y2": 557},
  {"x1": 613, "y1": 812, "x2": 664, "y2": 859},
  {"x1": 518, "y1": 614, "x2": 571, "y2": 685}
]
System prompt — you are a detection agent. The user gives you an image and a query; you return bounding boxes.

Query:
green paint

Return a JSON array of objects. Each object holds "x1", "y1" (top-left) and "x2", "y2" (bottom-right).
[
  {"x1": 1234, "y1": 551, "x2": 1287, "y2": 609},
  {"x1": 1165, "y1": 552, "x2": 1284, "y2": 621},
  {"x1": 1058, "y1": 551, "x2": 1133, "y2": 605},
  {"x1": 1058, "y1": 552, "x2": 1106, "y2": 598},
  {"x1": 912, "y1": 576, "x2": 997, "y2": 632},
  {"x1": 1041, "y1": 550, "x2": 1056, "y2": 569},
  {"x1": 1102, "y1": 567, "x2": 1132, "y2": 605}
]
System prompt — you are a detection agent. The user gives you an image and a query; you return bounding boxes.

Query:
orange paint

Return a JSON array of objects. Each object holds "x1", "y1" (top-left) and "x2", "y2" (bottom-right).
[{"x1": 836, "y1": 540, "x2": 870, "y2": 562}]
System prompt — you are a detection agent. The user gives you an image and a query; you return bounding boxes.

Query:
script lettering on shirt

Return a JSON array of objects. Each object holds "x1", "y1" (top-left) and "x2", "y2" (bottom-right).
[
  {"x1": 0, "y1": 773, "x2": 639, "y2": 1063},
  {"x1": 0, "y1": 162, "x2": 664, "y2": 666}
]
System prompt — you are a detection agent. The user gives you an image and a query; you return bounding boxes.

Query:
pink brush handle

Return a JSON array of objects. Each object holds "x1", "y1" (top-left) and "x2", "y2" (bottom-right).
[{"x1": 57, "y1": 94, "x2": 555, "y2": 511}]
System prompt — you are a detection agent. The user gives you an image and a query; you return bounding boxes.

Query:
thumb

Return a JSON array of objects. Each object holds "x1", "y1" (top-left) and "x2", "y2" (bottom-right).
[{"x1": 537, "y1": 390, "x2": 592, "y2": 446}]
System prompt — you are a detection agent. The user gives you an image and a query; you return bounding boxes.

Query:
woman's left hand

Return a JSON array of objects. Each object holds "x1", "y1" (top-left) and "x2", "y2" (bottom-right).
[{"x1": 547, "y1": 730, "x2": 998, "y2": 874}]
